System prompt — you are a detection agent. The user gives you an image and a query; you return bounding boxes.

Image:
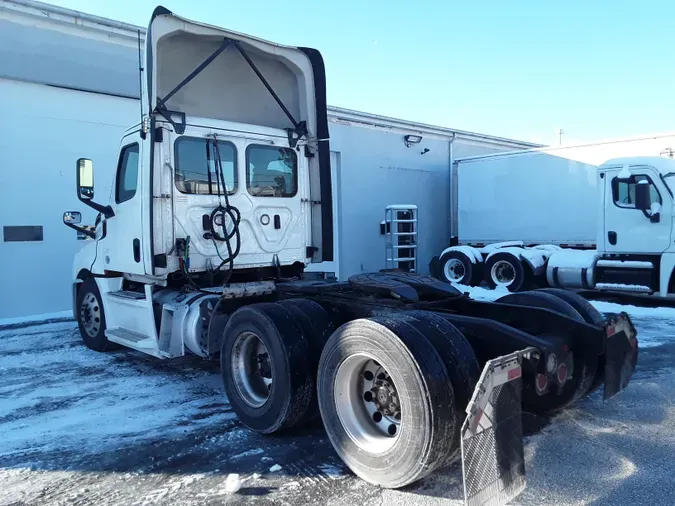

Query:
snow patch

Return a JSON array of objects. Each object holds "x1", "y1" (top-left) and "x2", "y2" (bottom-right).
[
  {"x1": 439, "y1": 245, "x2": 482, "y2": 264},
  {"x1": 269, "y1": 464, "x2": 282, "y2": 472},
  {"x1": 280, "y1": 481, "x2": 302, "y2": 491},
  {"x1": 596, "y1": 259, "x2": 654, "y2": 269},
  {"x1": 479, "y1": 241, "x2": 524, "y2": 253},
  {"x1": 230, "y1": 448, "x2": 264, "y2": 460},
  {"x1": 618, "y1": 164, "x2": 632, "y2": 179},
  {"x1": 224, "y1": 473, "x2": 242, "y2": 493}
]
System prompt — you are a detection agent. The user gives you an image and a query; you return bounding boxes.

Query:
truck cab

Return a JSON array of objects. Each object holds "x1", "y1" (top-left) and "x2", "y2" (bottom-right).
[
  {"x1": 592, "y1": 156, "x2": 675, "y2": 295},
  {"x1": 62, "y1": 6, "x2": 332, "y2": 358}
]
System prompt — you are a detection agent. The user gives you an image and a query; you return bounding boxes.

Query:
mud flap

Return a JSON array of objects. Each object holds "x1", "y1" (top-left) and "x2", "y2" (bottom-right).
[
  {"x1": 603, "y1": 312, "x2": 638, "y2": 401},
  {"x1": 461, "y1": 348, "x2": 535, "y2": 506}
]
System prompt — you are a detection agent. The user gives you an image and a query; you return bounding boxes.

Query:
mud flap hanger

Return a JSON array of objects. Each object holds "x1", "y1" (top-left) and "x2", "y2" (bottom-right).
[{"x1": 152, "y1": 37, "x2": 308, "y2": 146}]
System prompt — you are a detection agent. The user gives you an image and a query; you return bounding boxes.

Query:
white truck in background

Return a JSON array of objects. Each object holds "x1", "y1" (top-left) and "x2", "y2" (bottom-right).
[{"x1": 436, "y1": 134, "x2": 675, "y2": 297}]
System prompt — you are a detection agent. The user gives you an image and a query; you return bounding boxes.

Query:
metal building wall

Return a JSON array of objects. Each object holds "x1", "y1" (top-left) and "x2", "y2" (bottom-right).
[{"x1": 0, "y1": 1, "x2": 534, "y2": 318}]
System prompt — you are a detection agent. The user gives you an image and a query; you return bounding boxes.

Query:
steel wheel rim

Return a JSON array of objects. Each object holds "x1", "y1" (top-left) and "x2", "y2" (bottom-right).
[
  {"x1": 231, "y1": 331, "x2": 272, "y2": 408},
  {"x1": 491, "y1": 260, "x2": 516, "y2": 286},
  {"x1": 444, "y1": 258, "x2": 466, "y2": 282},
  {"x1": 80, "y1": 292, "x2": 101, "y2": 337},
  {"x1": 334, "y1": 354, "x2": 401, "y2": 453}
]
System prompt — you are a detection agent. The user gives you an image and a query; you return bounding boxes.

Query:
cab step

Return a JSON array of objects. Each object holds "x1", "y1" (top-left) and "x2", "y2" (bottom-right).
[
  {"x1": 594, "y1": 283, "x2": 652, "y2": 293},
  {"x1": 108, "y1": 290, "x2": 146, "y2": 300},
  {"x1": 106, "y1": 328, "x2": 165, "y2": 358}
]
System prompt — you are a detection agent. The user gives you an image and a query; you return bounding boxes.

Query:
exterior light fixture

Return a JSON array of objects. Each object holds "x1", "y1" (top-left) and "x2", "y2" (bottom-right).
[{"x1": 404, "y1": 134, "x2": 422, "y2": 147}]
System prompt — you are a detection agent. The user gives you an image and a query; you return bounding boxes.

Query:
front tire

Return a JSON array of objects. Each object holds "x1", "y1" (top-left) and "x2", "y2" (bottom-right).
[
  {"x1": 76, "y1": 277, "x2": 116, "y2": 352},
  {"x1": 317, "y1": 314, "x2": 459, "y2": 488}
]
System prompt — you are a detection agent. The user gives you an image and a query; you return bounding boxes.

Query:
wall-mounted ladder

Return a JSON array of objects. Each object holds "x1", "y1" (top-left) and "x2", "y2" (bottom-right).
[{"x1": 384, "y1": 205, "x2": 418, "y2": 272}]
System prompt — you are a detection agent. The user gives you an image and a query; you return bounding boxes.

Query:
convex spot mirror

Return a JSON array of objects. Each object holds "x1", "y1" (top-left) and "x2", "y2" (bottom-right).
[{"x1": 63, "y1": 211, "x2": 82, "y2": 225}]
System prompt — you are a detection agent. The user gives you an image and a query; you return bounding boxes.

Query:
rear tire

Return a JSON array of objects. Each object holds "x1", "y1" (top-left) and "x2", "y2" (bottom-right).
[
  {"x1": 439, "y1": 251, "x2": 482, "y2": 286},
  {"x1": 317, "y1": 314, "x2": 458, "y2": 488},
  {"x1": 404, "y1": 310, "x2": 481, "y2": 464},
  {"x1": 75, "y1": 277, "x2": 117, "y2": 352},
  {"x1": 277, "y1": 298, "x2": 335, "y2": 422},
  {"x1": 484, "y1": 252, "x2": 528, "y2": 292},
  {"x1": 221, "y1": 303, "x2": 314, "y2": 434},
  {"x1": 496, "y1": 291, "x2": 598, "y2": 413}
]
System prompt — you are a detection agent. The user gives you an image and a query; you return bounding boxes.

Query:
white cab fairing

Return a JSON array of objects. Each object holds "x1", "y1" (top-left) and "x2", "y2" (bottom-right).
[{"x1": 144, "y1": 7, "x2": 332, "y2": 271}]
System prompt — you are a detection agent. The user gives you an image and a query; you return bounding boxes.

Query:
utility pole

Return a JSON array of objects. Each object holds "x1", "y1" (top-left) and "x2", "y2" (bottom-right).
[{"x1": 557, "y1": 128, "x2": 565, "y2": 146}]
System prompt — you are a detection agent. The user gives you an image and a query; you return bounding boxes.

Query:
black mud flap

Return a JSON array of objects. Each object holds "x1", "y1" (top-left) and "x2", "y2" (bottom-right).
[
  {"x1": 603, "y1": 312, "x2": 638, "y2": 401},
  {"x1": 461, "y1": 349, "x2": 535, "y2": 506}
]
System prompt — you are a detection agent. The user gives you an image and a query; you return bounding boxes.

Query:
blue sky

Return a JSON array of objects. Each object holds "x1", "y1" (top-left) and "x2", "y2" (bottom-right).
[{"x1": 48, "y1": 0, "x2": 675, "y2": 144}]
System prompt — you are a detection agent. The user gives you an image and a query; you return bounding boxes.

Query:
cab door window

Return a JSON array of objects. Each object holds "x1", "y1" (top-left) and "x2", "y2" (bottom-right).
[
  {"x1": 115, "y1": 143, "x2": 140, "y2": 204},
  {"x1": 611, "y1": 175, "x2": 661, "y2": 209}
]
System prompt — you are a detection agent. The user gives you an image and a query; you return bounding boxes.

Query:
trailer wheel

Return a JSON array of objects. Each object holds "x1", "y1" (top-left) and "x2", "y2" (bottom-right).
[
  {"x1": 484, "y1": 252, "x2": 527, "y2": 292},
  {"x1": 536, "y1": 288, "x2": 606, "y2": 393},
  {"x1": 439, "y1": 251, "x2": 482, "y2": 286},
  {"x1": 404, "y1": 310, "x2": 481, "y2": 464},
  {"x1": 317, "y1": 315, "x2": 458, "y2": 488},
  {"x1": 496, "y1": 291, "x2": 597, "y2": 413},
  {"x1": 277, "y1": 298, "x2": 336, "y2": 422},
  {"x1": 75, "y1": 277, "x2": 117, "y2": 352},
  {"x1": 221, "y1": 303, "x2": 313, "y2": 434}
]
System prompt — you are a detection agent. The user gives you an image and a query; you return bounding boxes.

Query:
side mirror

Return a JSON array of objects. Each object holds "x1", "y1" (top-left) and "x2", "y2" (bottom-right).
[
  {"x1": 635, "y1": 180, "x2": 651, "y2": 210},
  {"x1": 62, "y1": 210, "x2": 95, "y2": 238},
  {"x1": 77, "y1": 158, "x2": 94, "y2": 201},
  {"x1": 63, "y1": 211, "x2": 82, "y2": 225}
]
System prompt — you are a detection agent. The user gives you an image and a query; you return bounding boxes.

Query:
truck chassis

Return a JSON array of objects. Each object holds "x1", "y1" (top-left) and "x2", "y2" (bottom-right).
[{"x1": 74, "y1": 269, "x2": 637, "y2": 505}]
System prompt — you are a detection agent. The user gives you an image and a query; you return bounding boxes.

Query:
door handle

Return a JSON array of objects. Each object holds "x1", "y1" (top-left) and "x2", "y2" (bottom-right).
[
  {"x1": 608, "y1": 231, "x2": 617, "y2": 245},
  {"x1": 133, "y1": 238, "x2": 141, "y2": 262}
]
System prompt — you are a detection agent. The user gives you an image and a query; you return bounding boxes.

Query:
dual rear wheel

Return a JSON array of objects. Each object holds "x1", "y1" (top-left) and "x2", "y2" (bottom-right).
[{"x1": 221, "y1": 303, "x2": 480, "y2": 488}]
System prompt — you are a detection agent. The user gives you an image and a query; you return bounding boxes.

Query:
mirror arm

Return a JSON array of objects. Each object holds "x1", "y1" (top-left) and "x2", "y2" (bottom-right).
[
  {"x1": 64, "y1": 221, "x2": 96, "y2": 239},
  {"x1": 77, "y1": 196, "x2": 114, "y2": 219}
]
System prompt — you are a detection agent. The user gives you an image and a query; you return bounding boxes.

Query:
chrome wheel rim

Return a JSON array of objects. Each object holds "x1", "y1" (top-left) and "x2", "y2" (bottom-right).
[
  {"x1": 231, "y1": 331, "x2": 272, "y2": 408},
  {"x1": 335, "y1": 354, "x2": 401, "y2": 453},
  {"x1": 80, "y1": 292, "x2": 101, "y2": 337},
  {"x1": 491, "y1": 260, "x2": 516, "y2": 286},
  {"x1": 443, "y1": 258, "x2": 466, "y2": 282}
]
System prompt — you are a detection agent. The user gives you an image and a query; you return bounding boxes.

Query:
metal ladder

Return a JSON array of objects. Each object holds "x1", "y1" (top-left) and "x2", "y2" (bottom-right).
[{"x1": 384, "y1": 205, "x2": 418, "y2": 272}]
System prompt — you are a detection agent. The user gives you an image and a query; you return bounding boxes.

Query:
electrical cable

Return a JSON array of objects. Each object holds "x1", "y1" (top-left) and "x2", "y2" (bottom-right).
[{"x1": 208, "y1": 134, "x2": 242, "y2": 284}]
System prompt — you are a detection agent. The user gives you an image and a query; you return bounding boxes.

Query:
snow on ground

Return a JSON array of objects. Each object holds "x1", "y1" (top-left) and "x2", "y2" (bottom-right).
[{"x1": 1, "y1": 293, "x2": 675, "y2": 506}]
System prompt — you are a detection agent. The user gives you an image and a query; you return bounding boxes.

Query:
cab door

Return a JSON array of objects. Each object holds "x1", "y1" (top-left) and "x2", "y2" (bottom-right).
[
  {"x1": 102, "y1": 134, "x2": 146, "y2": 274},
  {"x1": 603, "y1": 166, "x2": 672, "y2": 254}
]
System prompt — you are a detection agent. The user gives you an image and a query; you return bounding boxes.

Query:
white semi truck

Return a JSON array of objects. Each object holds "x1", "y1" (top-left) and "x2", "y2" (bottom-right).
[
  {"x1": 435, "y1": 138, "x2": 675, "y2": 297},
  {"x1": 62, "y1": 7, "x2": 638, "y2": 505}
]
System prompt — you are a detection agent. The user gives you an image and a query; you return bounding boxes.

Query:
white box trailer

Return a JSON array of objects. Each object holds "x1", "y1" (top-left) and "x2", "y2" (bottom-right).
[
  {"x1": 451, "y1": 133, "x2": 675, "y2": 248},
  {"x1": 436, "y1": 134, "x2": 675, "y2": 299}
]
